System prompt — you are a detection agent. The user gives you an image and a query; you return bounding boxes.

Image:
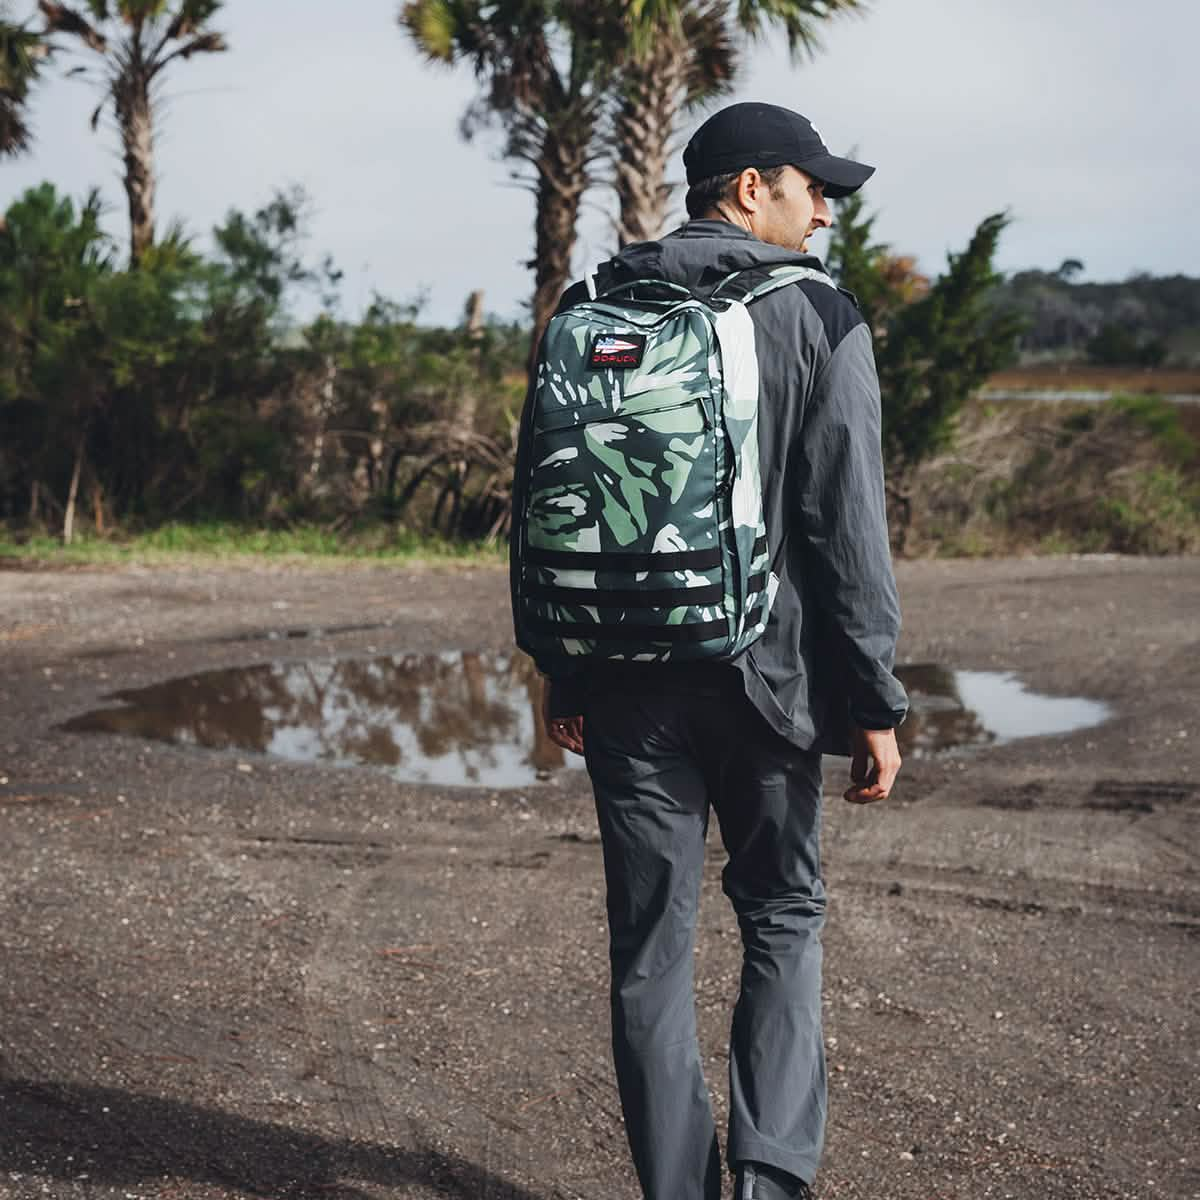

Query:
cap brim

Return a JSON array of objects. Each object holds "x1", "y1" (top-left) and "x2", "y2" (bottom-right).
[{"x1": 796, "y1": 153, "x2": 875, "y2": 199}]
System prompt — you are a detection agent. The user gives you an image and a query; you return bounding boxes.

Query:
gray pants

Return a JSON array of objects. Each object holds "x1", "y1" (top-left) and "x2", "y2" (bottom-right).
[{"x1": 584, "y1": 671, "x2": 827, "y2": 1200}]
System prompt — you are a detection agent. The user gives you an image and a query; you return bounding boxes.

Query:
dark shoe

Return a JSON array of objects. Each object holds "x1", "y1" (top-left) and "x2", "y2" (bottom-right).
[{"x1": 734, "y1": 1161, "x2": 813, "y2": 1200}]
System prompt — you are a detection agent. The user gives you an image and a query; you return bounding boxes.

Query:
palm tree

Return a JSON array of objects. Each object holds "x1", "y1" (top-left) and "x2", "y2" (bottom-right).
[
  {"x1": 613, "y1": 0, "x2": 867, "y2": 246},
  {"x1": 0, "y1": 13, "x2": 47, "y2": 159},
  {"x1": 401, "y1": 0, "x2": 612, "y2": 363},
  {"x1": 37, "y1": 0, "x2": 227, "y2": 265}
]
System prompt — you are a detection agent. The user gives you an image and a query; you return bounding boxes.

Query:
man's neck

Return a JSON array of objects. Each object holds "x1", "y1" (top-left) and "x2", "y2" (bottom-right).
[{"x1": 706, "y1": 206, "x2": 754, "y2": 235}]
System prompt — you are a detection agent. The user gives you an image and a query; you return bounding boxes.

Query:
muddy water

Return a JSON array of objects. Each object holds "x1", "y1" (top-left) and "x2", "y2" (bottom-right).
[
  {"x1": 898, "y1": 664, "x2": 1111, "y2": 756},
  {"x1": 60, "y1": 652, "x2": 1112, "y2": 789}
]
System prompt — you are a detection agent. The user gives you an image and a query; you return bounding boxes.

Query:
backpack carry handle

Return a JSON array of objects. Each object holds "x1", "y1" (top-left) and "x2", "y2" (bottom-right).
[{"x1": 593, "y1": 277, "x2": 696, "y2": 303}]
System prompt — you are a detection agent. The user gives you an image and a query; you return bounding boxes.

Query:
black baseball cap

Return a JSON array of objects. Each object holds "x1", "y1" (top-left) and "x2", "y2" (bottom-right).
[{"x1": 683, "y1": 101, "x2": 874, "y2": 199}]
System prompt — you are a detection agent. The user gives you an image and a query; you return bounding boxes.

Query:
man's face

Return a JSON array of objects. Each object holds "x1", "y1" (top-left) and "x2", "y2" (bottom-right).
[{"x1": 748, "y1": 166, "x2": 833, "y2": 254}]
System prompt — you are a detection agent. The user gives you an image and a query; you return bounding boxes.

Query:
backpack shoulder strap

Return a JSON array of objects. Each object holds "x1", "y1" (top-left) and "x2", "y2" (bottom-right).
[{"x1": 711, "y1": 263, "x2": 837, "y2": 305}]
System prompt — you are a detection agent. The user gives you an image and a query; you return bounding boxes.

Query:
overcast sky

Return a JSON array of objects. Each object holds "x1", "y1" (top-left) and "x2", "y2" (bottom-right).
[{"x1": 3, "y1": 0, "x2": 1196, "y2": 325}]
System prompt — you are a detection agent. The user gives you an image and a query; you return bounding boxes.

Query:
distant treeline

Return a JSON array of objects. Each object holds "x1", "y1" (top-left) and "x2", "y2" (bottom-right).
[{"x1": 991, "y1": 265, "x2": 1200, "y2": 367}]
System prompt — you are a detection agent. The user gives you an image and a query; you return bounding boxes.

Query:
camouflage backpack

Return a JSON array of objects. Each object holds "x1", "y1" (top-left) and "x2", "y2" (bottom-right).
[{"x1": 513, "y1": 264, "x2": 835, "y2": 665}]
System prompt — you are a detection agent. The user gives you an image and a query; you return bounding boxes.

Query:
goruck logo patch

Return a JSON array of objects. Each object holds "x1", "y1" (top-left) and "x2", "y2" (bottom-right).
[{"x1": 588, "y1": 332, "x2": 646, "y2": 370}]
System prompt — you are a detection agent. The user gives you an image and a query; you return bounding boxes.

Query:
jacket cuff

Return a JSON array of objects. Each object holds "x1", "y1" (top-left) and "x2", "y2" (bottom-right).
[
  {"x1": 850, "y1": 707, "x2": 907, "y2": 731},
  {"x1": 848, "y1": 678, "x2": 909, "y2": 731}
]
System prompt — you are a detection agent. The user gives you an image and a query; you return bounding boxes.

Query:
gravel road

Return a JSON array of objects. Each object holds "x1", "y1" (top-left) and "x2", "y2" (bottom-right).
[{"x1": 0, "y1": 556, "x2": 1196, "y2": 1200}]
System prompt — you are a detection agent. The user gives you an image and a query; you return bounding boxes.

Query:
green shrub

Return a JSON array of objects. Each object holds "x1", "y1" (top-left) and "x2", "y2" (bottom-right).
[
  {"x1": 1108, "y1": 393, "x2": 1197, "y2": 464},
  {"x1": 1094, "y1": 467, "x2": 1200, "y2": 554}
]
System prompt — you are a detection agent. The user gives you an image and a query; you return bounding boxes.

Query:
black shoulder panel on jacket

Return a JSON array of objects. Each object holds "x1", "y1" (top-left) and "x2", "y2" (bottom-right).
[{"x1": 794, "y1": 279, "x2": 866, "y2": 355}]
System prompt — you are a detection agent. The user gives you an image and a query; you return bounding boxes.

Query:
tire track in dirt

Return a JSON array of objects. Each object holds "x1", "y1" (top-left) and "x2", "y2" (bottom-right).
[
  {"x1": 299, "y1": 857, "x2": 544, "y2": 1198},
  {"x1": 838, "y1": 863, "x2": 1200, "y2": 928}
]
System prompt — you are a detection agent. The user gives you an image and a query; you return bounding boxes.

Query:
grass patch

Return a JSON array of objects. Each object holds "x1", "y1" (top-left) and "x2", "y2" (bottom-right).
[
  {"x1": 0, "y1": 522, "x2": 508, "y2": 568},
  {"x1": 902, "y1": 394, "x2": 1200, "y2": 557},
  {"x1": 1108, "y1": 393, "x2": 1197, "y2": 464}
]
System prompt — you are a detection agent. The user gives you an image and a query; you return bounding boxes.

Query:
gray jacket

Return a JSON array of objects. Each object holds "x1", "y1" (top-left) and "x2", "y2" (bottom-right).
[{"x1": 531, "y1": 219, "x2": 908, "y2": 755}]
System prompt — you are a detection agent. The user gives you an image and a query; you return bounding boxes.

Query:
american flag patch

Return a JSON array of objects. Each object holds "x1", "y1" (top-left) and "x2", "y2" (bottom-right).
[{"x1": 588, "y1": 332, "x2": 647, "y2": 370}]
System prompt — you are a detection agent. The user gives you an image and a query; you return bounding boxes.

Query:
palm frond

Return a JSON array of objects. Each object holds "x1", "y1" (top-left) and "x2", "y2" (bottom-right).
[
  {"x1": 0, "y1": 93, "x2": 33, "y2": 157},
  {"x1": 680, "y1": 0, "x2": 737, "y2": 104},
  {"x1": 116, "y1": 1, "x2": 169, "y2": 27},
  {"x1": 147, "y1": 25, "x2": 223, "y2": 75},
  {"x1": 1, "y1": 19, "x2": 47, "y2": 93},
  {"x1": 169, "y1": 29, "x2": 223, "y2": 57},
  {"x1": 735, "y1": 0, "x2": 867, "y2": 59},
  {"x1": 622, "y1": 0, "x2": 684, "y2": 58},
  {"x1": 0, "y1": 17, "x2": 47, "y2": 156},
  {"x1": 37, "y1": 1, "x2": 108, "y2": 52},
  {"x1": 401, "y1": 0, "x2": 460, "y2": 64},
  {"x1": 164, "y1": 0, "x2": 221, "y2": 40}
]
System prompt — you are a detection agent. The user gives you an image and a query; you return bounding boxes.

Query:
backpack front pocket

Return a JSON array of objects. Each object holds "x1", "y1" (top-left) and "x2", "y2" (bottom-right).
[{"x1": 528, "y1": 395, "x2": 718, "y2": 553}]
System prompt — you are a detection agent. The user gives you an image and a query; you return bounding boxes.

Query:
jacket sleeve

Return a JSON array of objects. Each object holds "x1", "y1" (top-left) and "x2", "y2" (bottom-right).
[
  {"x1": 509, "y1": 291, "x2": 590, "y2": 719},
  {"x1": 794, "y1": 322, "x2": 908, "y2": 730}
]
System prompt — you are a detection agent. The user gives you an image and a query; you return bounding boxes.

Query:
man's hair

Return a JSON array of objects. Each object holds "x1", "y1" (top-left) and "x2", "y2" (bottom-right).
[{"x1": 684, "y1": 165, "x2": 788, "y2": 220}]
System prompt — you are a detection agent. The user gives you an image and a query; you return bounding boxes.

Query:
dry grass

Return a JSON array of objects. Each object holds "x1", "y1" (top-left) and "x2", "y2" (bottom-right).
[
  {"x1": 983, "y1": 366, "x2": 1200, "y2": 394},
  {"x1": 900, "y1": 395, "x2": 1200, "y2": 557}
]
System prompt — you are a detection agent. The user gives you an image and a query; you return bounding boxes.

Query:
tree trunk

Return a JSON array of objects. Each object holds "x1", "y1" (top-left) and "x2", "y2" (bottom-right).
[
  {"x1": 91, "y1": 481, "x2": 106, "y2": 533},
  {"x1": 306, "y1": 355, "x2": 336, "y2": 486},
  {"x1": 63, "y1": 435, "x2": 84, "y2": 546},
  {"x1": 528, "y1": 115, "x2": 593, "y2": 374},
  {"x1": 613, "y1": 33, "x2": 688, "y2": 248},
  {"x1": 117, "y1": 74, "x2": 156, "y2": 267}
]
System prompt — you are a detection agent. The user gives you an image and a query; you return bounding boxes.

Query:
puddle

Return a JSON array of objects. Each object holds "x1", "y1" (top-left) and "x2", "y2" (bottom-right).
[
  {"x1": 899, "y1": 664, "x2": 1111, "y2": 758},
  {"x1": 60, "y1": 656, "x2": 1111, "y2": 788},
  {"x1": 61, "y1": 652, "x2": 562, "y2": 789}
]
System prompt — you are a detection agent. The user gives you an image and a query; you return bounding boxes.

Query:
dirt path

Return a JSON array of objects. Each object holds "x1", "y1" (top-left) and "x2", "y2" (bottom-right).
[{"x1": 0, "y1": 556, "x2": 1196, "y2": 1200}]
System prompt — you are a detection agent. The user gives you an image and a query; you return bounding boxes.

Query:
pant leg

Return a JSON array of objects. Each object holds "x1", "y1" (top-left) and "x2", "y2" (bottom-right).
[
  {"x1": 708, "y1": 695, "x2": 827, "y2": 1185},
  {"x1": 584, "y1": 685, "x2": 723, "y2": 1200}
]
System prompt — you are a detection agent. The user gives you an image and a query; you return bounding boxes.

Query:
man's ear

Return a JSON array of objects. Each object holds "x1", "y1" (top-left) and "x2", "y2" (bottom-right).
[{"x1": 734, "y1": 167, "x2": 764, "y2": 214}]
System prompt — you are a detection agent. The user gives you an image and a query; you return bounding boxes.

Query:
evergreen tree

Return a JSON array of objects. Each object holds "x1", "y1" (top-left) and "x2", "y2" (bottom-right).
[
  {"x1": 876, "y1": 213, "x2": 1022, "y2": 474},
  {"x1": 827, "y1": 199, "x2": 1023, "y2": 545},
  {"x1": 824, "y1": 189, "x2": 891, "y2": 331}
]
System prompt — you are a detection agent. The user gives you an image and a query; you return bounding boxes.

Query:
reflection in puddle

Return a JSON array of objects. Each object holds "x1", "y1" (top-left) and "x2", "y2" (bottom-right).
[
  {"x1": 62, "y1": 652, "x2": 565, "y2": 788},
  {"x1": 898, "y1": 664, "x2": 1111, "y2": 758},
  {"x1": 61, "y1": 656, "x2": 1111, "y2": 788}
]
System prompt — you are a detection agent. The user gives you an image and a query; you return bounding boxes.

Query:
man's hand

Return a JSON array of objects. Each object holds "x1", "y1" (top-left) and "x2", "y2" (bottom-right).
[
  {"x1": 542, "y1": 688, "x2": 584, "y2": 755},
  {"x1": 844, "y1": 725, "x2": 901, "y2": 804}
]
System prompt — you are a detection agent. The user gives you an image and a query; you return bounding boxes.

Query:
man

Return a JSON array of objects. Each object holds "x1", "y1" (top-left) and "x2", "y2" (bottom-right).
[{"x1": 528, "y1": 102, "x2": 908, "y2": 1200}]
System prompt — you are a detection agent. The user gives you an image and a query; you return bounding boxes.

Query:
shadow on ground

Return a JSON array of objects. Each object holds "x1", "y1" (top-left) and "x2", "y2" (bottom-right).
[{"x1": 0, "y1": 1076, "x2": 543, "y2": 1199}]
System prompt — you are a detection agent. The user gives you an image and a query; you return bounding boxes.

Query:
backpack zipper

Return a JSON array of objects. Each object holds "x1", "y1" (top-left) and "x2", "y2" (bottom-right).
[{"x1": 536, "y1": 394, "x2": 712, "y2": 435}]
